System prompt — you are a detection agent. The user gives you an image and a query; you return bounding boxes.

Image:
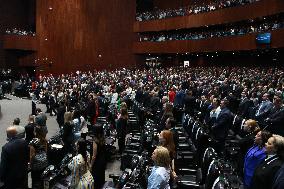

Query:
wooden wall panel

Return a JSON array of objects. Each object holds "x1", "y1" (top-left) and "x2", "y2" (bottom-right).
[
  {"x1": 133, "y1": 29, "x2": 284, "y2": 54},
  {"x1": 134, "y1": 0, "x2": 284, "y2": 32},
  {"x1": 36, "y1": 0, "x2": 136, "y2": 74}
]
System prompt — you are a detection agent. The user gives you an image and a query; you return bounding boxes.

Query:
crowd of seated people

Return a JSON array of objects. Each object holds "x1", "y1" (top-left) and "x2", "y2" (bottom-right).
[
  {"x1": 5, "y1": 28, "x2": 36, "y2": 36},
  {"x1": 0, "y1": 65, "x2": 284, "y2": 188},
  {"x1": 136, "y1": 0, "x2": 260, "y2": 21},
  {"x1": 139, "y1": 17, "x2": 284, "y2": 42}
]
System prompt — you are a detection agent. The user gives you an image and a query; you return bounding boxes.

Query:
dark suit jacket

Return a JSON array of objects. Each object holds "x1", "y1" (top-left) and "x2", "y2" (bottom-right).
[
  {"x1": 272, "y1": 166, "x2": 284, "y2": 189},
  {"x1": 273, "y1": 164, "x2": 284, "y2": 189},
  {"x1": 183, "y1": 95, "x2": 196, "y2": 116},
  {"x1": 251, "y1": 155, "x2": 283, "y2": 189},
  {"x1": 56, "y1": 105, "x2": 66, "y2": 127},
  {"x1": 267, "y1": 108, "x2": 284, "y2": 137},
  {"x1": 150, "y1": 96, "x2": 161, "y2": 113},
  {"x1": 238, "y1": 98, "x2": 253, "y2": 119},
  {"x1": 211, "y1": 107, "x2": 233, "y2": 141},
  {"x1": 0, "y1": 138, "x2": 29, "y2": 189}
]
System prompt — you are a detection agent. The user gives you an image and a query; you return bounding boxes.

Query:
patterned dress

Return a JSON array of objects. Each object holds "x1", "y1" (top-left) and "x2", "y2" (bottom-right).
[{"x1": 68, "y1": 153, "x2": 94, "y2": 189}]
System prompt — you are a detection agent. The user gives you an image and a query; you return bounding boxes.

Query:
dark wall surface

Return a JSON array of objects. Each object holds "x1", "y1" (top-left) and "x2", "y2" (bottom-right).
[
  {"x1": 36, "y1": 0, "x2": 136, "y2": 74},
  {"x1": 0, "y1": 0, "x2": 35, "y2": 69}
]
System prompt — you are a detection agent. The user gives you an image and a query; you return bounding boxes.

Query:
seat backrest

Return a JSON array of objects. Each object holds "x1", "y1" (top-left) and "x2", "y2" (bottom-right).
[{"x1": 196, "y1": 168, "x2": 203, "y2": 184}]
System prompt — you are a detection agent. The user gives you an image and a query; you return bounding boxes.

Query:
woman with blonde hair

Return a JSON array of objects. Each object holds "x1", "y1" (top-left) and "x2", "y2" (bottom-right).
[
  {"x1": 148, "y1": 146, "x2": 171, "y2": 189},
  {"x1": 251, "y1": 135, "x2": 284, "y2": 189}
]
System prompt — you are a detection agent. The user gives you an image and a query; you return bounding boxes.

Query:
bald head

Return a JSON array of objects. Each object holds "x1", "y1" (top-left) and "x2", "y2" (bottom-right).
[{"x1": 6, "y1": 126, "x2": 17, "y2": 139}]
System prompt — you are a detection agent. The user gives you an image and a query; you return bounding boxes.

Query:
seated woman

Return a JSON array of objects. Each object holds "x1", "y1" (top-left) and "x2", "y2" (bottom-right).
[
  {"x1": 148, "y1": 146, "x2": 171, "y2": 189},
  {"x1": 243, "y1": 130, "x2": 272, "y2": 189},
  {"x1": 68, "y1": 138, "x2": 94, "y2": 189},
  {"x1": 251, "y1": 134, "x2": 284, "y2": 189}
]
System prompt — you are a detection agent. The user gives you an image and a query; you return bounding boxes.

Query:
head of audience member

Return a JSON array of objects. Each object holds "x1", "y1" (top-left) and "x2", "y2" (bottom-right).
[
  {"x1": 28, "y1": 114, "x2": 35, "y2": 123},
  {"x1": 201, "y1": 95, "x2": 207, "y2": 102},
  {"x1": 120, "y1": 108, "x2": 128, "y2": 119},
  {"x1": 35, "y1": 108, "x2": 42, "y2": 115},
  {"x1": 77, "y1": 138, "x2": 88, "y2": 163},
  {"x1": 162, "y1": 96, "x2": 169, "y2": 105},
  {"x1": 121, "y1": 102, "x2": 128, "y2": 111},
  {"x1": 72, "y1": 110, "x2": 81, "y2": 120},
  {"x1": 93, "y1": 123, "x2": 105, "y2": 145},
  {"x1": 165, "y1": 117, "x2": 176, "y2": 130},
  {"x1": 159, "y1": 130, "x2": 175, "y2": 155},
  {"x1": 64, "y1": 112, "x2": 73, "y2": 124},
  {"x1": 212, "y1": 98, "x2": 220, "y2": 108},
  {"x1": 241, "y1": 91, "x2": 248, "y2": 99},
  {"x1": 273, "y1": 95, "x2": 283, "y2": 108},
  {"x1": 151, "y1": 146, "x2": 171, "y2": 168},
  {"x1": 6, "y1": 126, "x2": 17, "y2": 141},
  {"x1": 164, "y1": 103, "x2": 173, "y2": 113},
  {"x1": 220, "y1": 98, "x2": 229, "y2": 109},
  {"x1": 186, "y1": 90, "x2": 193, "y2": 96},
  {"x1": 254, "y1": 130, "x2": 272, "y2": 148},
  {"x1": 262, "y1": 93, "x2": 270, "y2": 102},
  {"x1": 13, "y1": 118, "x2": 20, "y2": 125},
  {"x1": 35, "y1": 114, "x2": 47, "y2": 127},
  {"x1": 243, "y1": 119, "x2": 260, "y2": 133},
  {"x1": 265, "y1": 135, "x2": 284, "y2": 159}
]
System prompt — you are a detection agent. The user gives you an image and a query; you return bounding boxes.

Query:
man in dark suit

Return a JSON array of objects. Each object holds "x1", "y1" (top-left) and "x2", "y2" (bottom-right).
[
  {"x1": 0, "y1": 126, "x2": 29, "y2": 189},
  {"x1": 266, "y1": 95, "x2": 284, "y2": 136},
  {"x1": 197, "y1": 95, "x2": 211, "y2": 122},
  {"x1": 237, "y1": 91, "x2": 253, "y2": 119},
  {"x1": 56, "y1": 101, "x2": 66, "y2": 128},
  {"x1": 183, "y1": 90, "x2": 196, "y2": 117},
  {"x1": 255, "y1": 93, "x2": 273, "y2": 123},
  {"x1": 211, "y1": 98, "x2": 233, "y2": 155}
]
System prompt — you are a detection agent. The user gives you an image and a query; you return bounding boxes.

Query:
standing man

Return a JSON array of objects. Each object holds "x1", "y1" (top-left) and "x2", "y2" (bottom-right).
[
  {"x1": 211, "y1": 98, "x2": 233, "y2": 156},
  {"x1": 255, "y1": 93, "x2": 273, "y2": 124},
  {"x1": 0, "y1": 126, "x2": 29, "y2": 189},
  {"x1": 266, "y1": 95, "x2": 284, "y2": 136}
]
